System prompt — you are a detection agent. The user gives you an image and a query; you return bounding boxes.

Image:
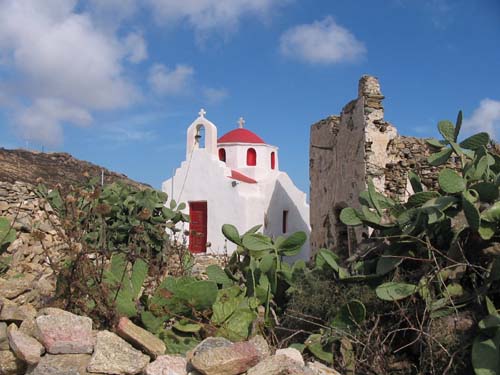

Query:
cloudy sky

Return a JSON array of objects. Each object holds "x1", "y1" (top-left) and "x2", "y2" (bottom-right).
[{"x1": 0, "y1": 0, "x2": 499, "y2": 192}]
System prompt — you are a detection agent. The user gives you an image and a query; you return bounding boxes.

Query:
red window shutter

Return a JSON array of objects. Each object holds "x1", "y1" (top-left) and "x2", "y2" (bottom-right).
[{"x1": 271, "y1": 152, "x2": 275, "y2": 169}]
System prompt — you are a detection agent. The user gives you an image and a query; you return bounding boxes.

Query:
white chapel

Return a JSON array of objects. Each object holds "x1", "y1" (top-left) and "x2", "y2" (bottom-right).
[{"x1": 162, "y1": 109, "x2": 310, "y2": 260}]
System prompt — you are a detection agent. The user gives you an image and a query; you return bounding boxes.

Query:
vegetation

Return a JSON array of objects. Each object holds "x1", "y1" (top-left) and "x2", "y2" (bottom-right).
[
  {"x1": 0, "y1": 216, "x2": 16, "y2": 273},
  {"x1": 36, "y1": 179, "x2": 189, "y2": 326},
  {"x1": 27, "y1": 110, "x2": 498, "y2": 374},
  {"x1": 324, "y1": 112, "x2": 500, "y2": 373}
]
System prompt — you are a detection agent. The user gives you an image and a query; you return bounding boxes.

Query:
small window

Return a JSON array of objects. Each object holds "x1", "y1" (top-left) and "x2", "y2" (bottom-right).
[
  {"x1": 219, "y1": 148, "x2": 226, "y2": 162},
  {"x1": 271, "y1": 152, "x2": 276, "y2": 170},
  {"x1": 282, "y1": 210, "x2": 288, "y2": 233},
  {"x1": 247, "y1": 148, "x2": 257, "y2": 166}
]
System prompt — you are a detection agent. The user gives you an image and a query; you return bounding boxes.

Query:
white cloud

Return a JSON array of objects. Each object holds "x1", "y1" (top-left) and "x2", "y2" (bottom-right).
[
  {"x1": 148, "y1": 64, "x2": 194, "y2": 95},
  {"x1": 146, "y1": 0, "x2": 284, "y2": 35},
  {"x1": 280, "y1": 16, "x2": 366, "y2": 64},
  {"x1": 87, "y1": 0, "x2": 139, "y2": 26},
  {"x1": 15, "y1": 98, "x2": 92, "y2": 147},
  {"x1": 0, "y1": 0, "x2": 139, "y2": 146},
  {"x1": 203, "y1": 87, "x2": 229, "y2": 104},
  {"x1": 463, "y1": 99, "x2": 500, "y2": 139},
  {"x1": 124, "y1": 32, "x2": 148, "y2": 63}
]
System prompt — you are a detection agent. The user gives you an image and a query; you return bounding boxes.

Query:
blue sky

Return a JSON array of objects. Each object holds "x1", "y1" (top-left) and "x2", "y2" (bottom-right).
[{"x1": 0, "y1": 0, "x2": 499, "y2": 194}]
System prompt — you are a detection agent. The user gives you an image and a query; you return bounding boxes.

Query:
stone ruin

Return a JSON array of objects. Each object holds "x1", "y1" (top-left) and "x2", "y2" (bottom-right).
[{"x1": 309, "y1": 75, "x2": 461, "y2": 255}]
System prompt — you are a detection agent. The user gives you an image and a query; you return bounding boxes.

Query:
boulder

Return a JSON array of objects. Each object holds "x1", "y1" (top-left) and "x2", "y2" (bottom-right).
[
  {"x1": 0, "y1": 275, "x2": 35, "y2": 299},
  {"x1": 35, "y1": 311, "x2": 94, "y2": 354},
  {"x1": 248, "y1": 335, "x2": 270, "y2": 359},
  {"x1": 145, "y1": 355, "x2": 188, "y2": 375},
  {"x1": 0, "y1": 322, "x2": 9, "y2": 350},
  {"x1": 87, "y1": 330, "x2": 150, "y2": 375},
  {"x1": 307, "y1": 361, "x2": 343, "y2": 375},
  {"x1": 116, "y1": 317, "x2": 166, "y2": 358},
  {"x1": 27, "y1": 353, "x2": 103, "y2": 375},
  {"x1": 186, "y1": 337, "x2": 232, "y2": 361},
  {"x1": 0, "y1": 349, "x2": 27, "y2": 375},
  {"x1": 246, "y1": 354, "x2": 315, "y2": 375},
  {"x1": 7, "y1": 324, "x2": 44, "y2": 365},
  {"x1": 0, "y1": 299, "x2": 36, "y2": 322},
  {"x1": 275, "y1": 348, "x2": 304, "y2": 366},
  {"x1": 190, "y1": 340, "x2": 263, "y2": 375}
]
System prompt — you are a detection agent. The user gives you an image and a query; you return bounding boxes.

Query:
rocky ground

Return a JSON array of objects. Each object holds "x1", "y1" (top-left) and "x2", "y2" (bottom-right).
[
  {"x1": 0, "y1": 305, "x2": 339, "y2": 374},
  {"x1": 0, "y1": 148, "x2": 149, "y2": 191}
]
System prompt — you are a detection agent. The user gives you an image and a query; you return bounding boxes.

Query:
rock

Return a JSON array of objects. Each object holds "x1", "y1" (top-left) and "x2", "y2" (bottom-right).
[
  {"x1": 27, "y1": 353, "x2": 102, "y2": 375},
  {"x1": 246, "y1": 355, "x2": 315, "y2": 375},
  {"x1": 145, "y1": 355, "x2": 188, "y2": 375},
  {"x1": 186, "y1": 337, "x2": 232, "y2": 361},
  {"x1": 0, "y1": 275, "x2": 34, "y2": 299},
  {"x1": 0, "y1": 201, "x2": 9, "y2": 212},
  {"x1": 87, "y1": 330, "x2": 150, "y2": 375},
  {"x1": 19, "y1": 317, "x2": 37, "y2": 337},
  {"x1": 307, "y1": 361, "x2": 343, "y2": 375},
  {"x1": 36, "y1": 307, "x2": 76, "y2": 318},
  {"x1": 7, "y1": 323, "x2": 44, "y2": 365},
  {"x1": 0, "y1": 299, "x2": 36, "y2": 322},
  {"x1": 275, "y1": 348, "x2": 304, "y2": 365},
  {"x1": 116, "y1": 317, "x2": 166, "y2": 358},
  {"x1": 0, "y1": 323, "x2": 8, "y2": 350},
  {"x1": 13, "y1": 216, "x2": 32, "y2": 232},
  {"x1": 190, "y1": 340, "x2": 263, "y2": 375},
  {"x1": 35, "y1": 312, "x2": 94, "y2": 354},
  {"x1": 0, "y1": 350, "x2": 27, "y2": 375},
  {"x1": 248, "y1": 335, "x2": 270, "y2": 359}
]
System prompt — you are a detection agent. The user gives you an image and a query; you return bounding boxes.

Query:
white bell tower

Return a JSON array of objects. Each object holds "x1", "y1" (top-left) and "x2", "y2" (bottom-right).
[{"x1": 186, "y1": 108, "x2": 218, "y2": 159}]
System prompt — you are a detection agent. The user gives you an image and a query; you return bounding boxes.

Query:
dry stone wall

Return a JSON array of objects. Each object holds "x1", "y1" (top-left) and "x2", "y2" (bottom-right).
[{"x1": 0, "y1": 181, "x2": 66, "y2": 311}]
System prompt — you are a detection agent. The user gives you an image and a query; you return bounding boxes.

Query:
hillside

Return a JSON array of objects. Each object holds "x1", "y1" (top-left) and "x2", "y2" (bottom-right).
[{"x1": 0, "y1": 148, "x2": 150, "y2": 190}]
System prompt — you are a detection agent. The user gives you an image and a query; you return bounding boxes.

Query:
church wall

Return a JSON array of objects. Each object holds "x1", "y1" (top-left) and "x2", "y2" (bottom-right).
[
  {"x1": 162, "y1": 149, "x2": 251, "y2": 255},
  {"x1": 262, "y1": 172, "x2": 311, "y2": 261}
]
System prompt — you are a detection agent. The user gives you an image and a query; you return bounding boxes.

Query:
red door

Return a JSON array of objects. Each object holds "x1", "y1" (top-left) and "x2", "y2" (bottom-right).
[{"x1": 189, "y1": 201, "x2": 207, "y2": 253}]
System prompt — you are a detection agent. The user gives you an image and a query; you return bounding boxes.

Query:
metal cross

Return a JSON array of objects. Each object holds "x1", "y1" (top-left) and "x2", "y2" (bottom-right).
[
  {"x1": 238, "y1": 117, "x2": 245, "y2": 128},
  {"x1": 198, "y1": 108, "x2": 206, "y2": 118}
]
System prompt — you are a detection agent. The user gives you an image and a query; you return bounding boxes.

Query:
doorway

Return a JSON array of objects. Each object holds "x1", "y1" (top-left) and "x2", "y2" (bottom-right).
[{"x1": 189, "y1": 201, "x2": 207, "y2": 253}]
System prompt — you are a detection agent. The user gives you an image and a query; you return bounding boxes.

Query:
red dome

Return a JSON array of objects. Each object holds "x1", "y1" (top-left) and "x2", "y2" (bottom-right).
[{"x1": 218, "y1": 128, "x2": 265, "y2": 144}]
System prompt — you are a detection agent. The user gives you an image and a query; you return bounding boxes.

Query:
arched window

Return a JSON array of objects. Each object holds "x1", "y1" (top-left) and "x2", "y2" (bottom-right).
[
  {"x1": 195, "y1": 125, "x2": 205, "y2": 149},
  {"x1": 218, "y1": 148, "x2": 226, "y2": 162},
  {"x1": 247, "y1": 148, "x2": 257, "y2": 166},
  {"x1": 270, "y1": 152, "x2": 276, "y2": 170}
]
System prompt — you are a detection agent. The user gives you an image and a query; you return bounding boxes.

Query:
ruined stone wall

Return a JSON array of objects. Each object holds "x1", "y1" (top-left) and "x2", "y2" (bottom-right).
[
  {"x1": 309, "y1": 75, "x2": 461, "y2": 255},
  {"x1": 309, "y1": 93, "x2": 367, "y2": 252},
  {"x1": 385, "y1": 136, "x2": 461, "y2": 199}
]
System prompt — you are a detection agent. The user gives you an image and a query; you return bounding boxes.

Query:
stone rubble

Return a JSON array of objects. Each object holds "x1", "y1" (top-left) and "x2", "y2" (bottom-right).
[
  {"x1": 0, "y1": 181, "x2": 67, "y2": 311},
  {"x1": 189, "y1": 340, "x2": 263, "y2": 375},
  {"x1": 116, "y1": 317, "x2": 166, "y2": 358},
  {"x1": 246, "y1": 354, "x2": 315, "y2": 375},
  {"x1": 6, "y1": 324, "x2": 44, "y2": 365},
  {"x1": 35, "y1": 311, "x2": 94, "y2": 354},
  {"x1": 144, "y1": 355, "x2": 188, "y2": 375},
  {"x1": 0, "y1": 180, "x2": 346, "y2": 374},
  {"x1": 0, "y1": 299, "x2": 345, "y2": 375},
  {"x1": 87, "y1": 330, "x2": 150, "y2": 374}
]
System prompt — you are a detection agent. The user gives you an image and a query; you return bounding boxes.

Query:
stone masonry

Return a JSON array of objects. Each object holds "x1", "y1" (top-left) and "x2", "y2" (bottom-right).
[{"x1": 309, "y1": 75, "x2": 461, "y2": 255}]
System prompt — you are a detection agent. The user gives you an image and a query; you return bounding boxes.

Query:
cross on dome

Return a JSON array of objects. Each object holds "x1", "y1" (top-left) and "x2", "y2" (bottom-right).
[
  {"x1": 237, "y1": 117, "x2": 245, "y2": 128},
  {"x1": 198, "y1": 108, "x2": 207, "y2": 118}
]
